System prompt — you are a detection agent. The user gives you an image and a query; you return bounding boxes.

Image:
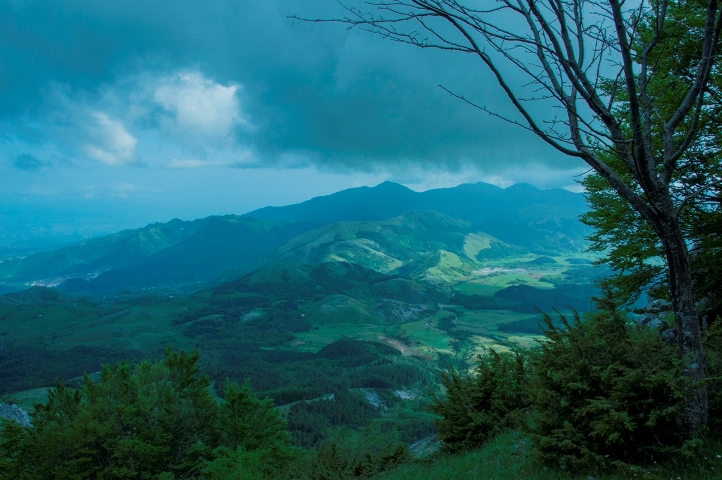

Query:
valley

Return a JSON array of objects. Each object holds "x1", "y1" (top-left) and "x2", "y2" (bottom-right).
[{"x1": 0, "y1": 181, "x2": 601, "y2": 449}]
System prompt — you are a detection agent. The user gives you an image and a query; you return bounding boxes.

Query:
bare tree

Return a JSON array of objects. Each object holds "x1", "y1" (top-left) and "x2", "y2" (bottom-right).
[{"x1": 296, "y1": 0, "x2": 722, "y2": 432}]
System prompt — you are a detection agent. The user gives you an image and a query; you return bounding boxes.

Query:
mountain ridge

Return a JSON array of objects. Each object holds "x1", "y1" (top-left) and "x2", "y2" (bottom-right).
[
  {"x1": 0, "y1": 181, "x2": 589, "y2": 293},
  {"x1": 245, "y1": 181, "x2": 586, "y2": 226}
]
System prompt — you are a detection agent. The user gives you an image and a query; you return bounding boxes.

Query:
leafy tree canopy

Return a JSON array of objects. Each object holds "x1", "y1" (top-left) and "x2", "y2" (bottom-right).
[{"x1": 581, "y1": 0, "x2": 722, "y2": 320}]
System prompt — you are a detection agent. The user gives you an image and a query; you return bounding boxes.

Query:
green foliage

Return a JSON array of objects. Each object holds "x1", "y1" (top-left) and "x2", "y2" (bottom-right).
[
  {"x1": 0, "y1": 420, "x2": 25, "y2": 479},
  {"x1": 0, "y1": 345, "x2": 144, "y2": 396},
  {"x1": 703, "y1": 319, "x2": 722, "y2": 433},
  {"x1": 579, "y1": 0, "x2": 722, "y2": 315},
  {"x1": 316, "y1": 339, "x2": 400, "y2": 366},
  {"x1": 0, "y1": 349, "x2": 295, "y2": 479},
  {"x1": 527, "y1": 306, "x2": 692, "y2": 469},
  {"x1": 308, "y1": 426, "x2": 411, "y2": 480},
  {"x1": 217, "y1": 380, "x2": 295, "y2": 472},
  {"x1": 496, "y1": 315, "x2": 550, "y2": 334},
  {"x1": 201, "y1": 446, "x2": 265, "y2": 480},
  {"x1": 287, "y1": 390, "x2": 380, "y2": 449},
  {"x1": 580, "y1": 164, "x2": 664, "y2": 304},
  {"x1": 429, "y1": 288, "x2": 711, "y2": 470},
  {"x1": 450, "y1": 294, "x2": 516, "y2": 311},
  {"x1": 429, "y1": 349, "x2": 531, "y2": 452},
  {"x1": 493, "y1": 284, "x2": 594, "y2": 313}
]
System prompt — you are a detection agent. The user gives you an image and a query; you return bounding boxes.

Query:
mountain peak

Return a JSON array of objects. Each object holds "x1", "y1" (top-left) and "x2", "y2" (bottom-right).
[{"x1": 372, "y1": 181, "x2": 412, "y2": 191}]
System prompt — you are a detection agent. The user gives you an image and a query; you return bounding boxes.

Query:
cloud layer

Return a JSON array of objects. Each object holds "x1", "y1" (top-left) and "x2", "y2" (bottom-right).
[
  {"x1": 0, "y1": 0, "x2": 586, "y2": 238},
  {"x1": 0, "y1": 0, "x2": 579, "y2": 172}
]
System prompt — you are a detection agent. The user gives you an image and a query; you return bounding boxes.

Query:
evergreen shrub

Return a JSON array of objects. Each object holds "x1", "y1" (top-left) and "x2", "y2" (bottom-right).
[
  {"x1": 429, "y1": 348, "x2": 531, "y2": 452},
  {"x1": 429, "y1": 295, "x2": 705, "y2": 469},
  {"x1": 527, "y1": 305, "x2": 692, "y2": 469},
  {"x1": 309, "y1": 440, "x2": 410, "y2": 479}
]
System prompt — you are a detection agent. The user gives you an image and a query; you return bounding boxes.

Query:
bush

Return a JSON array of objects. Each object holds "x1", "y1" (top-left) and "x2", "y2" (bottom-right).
[
  {"x1": 308, "y1": 425, "x2": 411, "y2": 480},
  {"x1": 310, "y1": 441, "x2": 409, "y2": 479},
  {"x1": 429, "y1": 295, "x2": 701, "y2": 469},
  {"x1": 0, "y1": 349, "x2": 297, "y2": 479},
  {"x1": 429, "y1": 349, "x2": 531, "y2": 453},
  {"x1": 527, "y1": 306, "x2": 692, "y2": 469}
]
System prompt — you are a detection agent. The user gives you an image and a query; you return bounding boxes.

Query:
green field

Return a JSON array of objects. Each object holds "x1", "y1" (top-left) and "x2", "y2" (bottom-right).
[{"x1": 292, "y1": 323, "x2": 390, "y2": 352}]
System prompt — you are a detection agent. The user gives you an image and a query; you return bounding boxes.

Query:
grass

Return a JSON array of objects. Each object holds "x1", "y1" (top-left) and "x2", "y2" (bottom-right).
[
  {"x1": 462, "y1": 233, "x2": 493, "y2": 259},
  {"x1": 452, "y1": 282, "x2": 502, "y2": 296},
  {"x1": 379, "y1": 432, "x2": 569, "y2": 480},
  {"x1": 379, "y1": 431, "x2": 722, "y2": 480},
  {"x1": 291, "y1": 294, "x2": 549, "y2": 361},
  {"x1": 292, "y1": 323, "x2": 390, "y2": 353},
  {"x1": 424, "y1": 251, "x2": 477, "y2": 284},
  {"x1": 468, "y1": 272, "x2": 557, "y2": 289},
  {"x1": 453, "y1": 309, "x2": 542, "y2": 341},
  {"x1": 399, "y1": 319, "x2": 455, "y2": 355},
  {"x1": 3, "y1": 387, "x2": 51, "y2": 412}
]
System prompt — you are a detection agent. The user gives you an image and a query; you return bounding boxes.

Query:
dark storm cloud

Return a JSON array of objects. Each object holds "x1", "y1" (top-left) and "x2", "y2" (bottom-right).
[{"x1": 0, "y1": 0, "x2": 572, "y2": 171}]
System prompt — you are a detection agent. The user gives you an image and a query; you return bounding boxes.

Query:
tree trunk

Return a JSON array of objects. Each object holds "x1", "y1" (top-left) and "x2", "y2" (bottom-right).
[{"x1": 655, "y1": 199, "x2": 708, "y2": 433}]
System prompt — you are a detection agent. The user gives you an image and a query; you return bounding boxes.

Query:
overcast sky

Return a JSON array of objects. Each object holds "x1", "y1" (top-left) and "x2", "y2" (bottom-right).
[{"x1": 0, "y1": 0, "x2": 587, "y2": 240}]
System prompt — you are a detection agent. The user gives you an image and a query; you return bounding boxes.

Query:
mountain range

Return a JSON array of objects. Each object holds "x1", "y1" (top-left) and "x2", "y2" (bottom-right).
[
  {"x1": 246, "y1": 181, "x2": 584, "y2": 225},
  {"x1": 0, "y1": 181, "x2": 601, "y2": 446},
  {"x1": 0, "y1": 181, "x2": 589, "y2": 293}
]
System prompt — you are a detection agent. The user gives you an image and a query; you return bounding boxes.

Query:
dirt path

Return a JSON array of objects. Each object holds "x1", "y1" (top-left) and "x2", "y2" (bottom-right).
[{"x1": 377, "y1": 335, "x2": 412, "y2": 355}]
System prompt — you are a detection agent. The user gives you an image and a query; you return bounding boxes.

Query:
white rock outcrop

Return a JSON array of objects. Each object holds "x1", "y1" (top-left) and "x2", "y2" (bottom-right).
[{"x1": 0, "y1": 403, "x2": 31, "y2": 427}]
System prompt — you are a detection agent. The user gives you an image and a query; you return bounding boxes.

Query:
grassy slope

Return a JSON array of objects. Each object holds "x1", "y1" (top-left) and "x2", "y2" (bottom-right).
[
  {"x1": 380, "y1": 431, "x2": 722, "y2": 480},
  {"x1": 269, "y1": 210, "x2": 536, "y2": 280}
]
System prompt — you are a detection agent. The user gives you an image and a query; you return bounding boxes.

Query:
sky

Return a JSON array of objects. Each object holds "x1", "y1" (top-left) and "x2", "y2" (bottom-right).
[{"x1": 0, "y1": 0, "x2": 588, "y2": 243}]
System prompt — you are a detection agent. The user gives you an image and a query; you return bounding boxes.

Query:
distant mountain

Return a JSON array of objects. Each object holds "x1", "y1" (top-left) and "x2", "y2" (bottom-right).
[
  {"x1": 246, "y1": 181, "x2": 586, "y2": 227},
  {"x1": 0, "y1": 217, "x2": 207, "y2": 282},
  {"x1": 248, "y1": 181, "x2": 589, "y2": 255},
  {"x1": 60, "y1": 216, "x2": 315, "y2": 292},
  {"x1": 0, "y1": 181, "x2": 589, "y2": 293},
  {"x1": 0, "y1": 216, "x2": 314, "y2": 292},
  {"x1": 0, "y1": 286, "x2": 71, "y2": 307}
]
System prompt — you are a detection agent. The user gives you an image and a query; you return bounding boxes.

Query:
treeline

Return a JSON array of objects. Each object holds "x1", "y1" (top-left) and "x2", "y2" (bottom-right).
[
  {"x1": 7, "y1": 299, "x2": 722, "y2": 477},
  {"x1": 452, "y1": 284, "x2": 595, "y2": 314},
  {"x1": 198, "y1": 338, "x2": 438, "y2": 449},
  {"x1": 0, "y1": 345, "x2": 144, "y2": 395}
]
